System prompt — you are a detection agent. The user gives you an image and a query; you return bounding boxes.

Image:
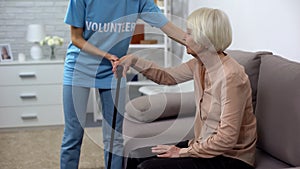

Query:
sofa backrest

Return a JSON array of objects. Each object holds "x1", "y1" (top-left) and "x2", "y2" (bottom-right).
[
  {"x1": 255, "y1": 54, "x2": 300, "y2": 166},
  {"x1": 226, "y1": 50, "x2": 272, "y2": 113}
]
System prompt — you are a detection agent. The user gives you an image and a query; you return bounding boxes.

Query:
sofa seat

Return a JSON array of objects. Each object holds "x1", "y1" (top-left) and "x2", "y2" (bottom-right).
[
  {"x1": 255, "y1": 149, "x2": 291, "y2": 169},
  {"x1": 123, "y1": 114, "x2": 194, "y2": 157}
]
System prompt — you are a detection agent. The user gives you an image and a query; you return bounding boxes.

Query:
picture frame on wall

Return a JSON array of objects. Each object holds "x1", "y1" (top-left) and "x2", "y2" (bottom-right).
[{"x1": 0, "y1": 44, "x2": 13, "y2": 62}]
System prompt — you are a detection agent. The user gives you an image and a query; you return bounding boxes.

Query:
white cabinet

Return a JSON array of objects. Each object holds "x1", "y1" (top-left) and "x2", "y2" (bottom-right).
[{"x1": 0, "y1": 60, "x2": 64, "y2": 128}]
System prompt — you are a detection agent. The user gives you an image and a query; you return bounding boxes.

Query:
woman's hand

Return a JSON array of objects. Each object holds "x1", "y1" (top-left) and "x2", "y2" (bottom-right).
[
  {"x1": 151, "y1": 145, "x2": 180, "y2": 158},
  {"x1": 112, "y1": 54, "x2": 135, "y2": 78}
]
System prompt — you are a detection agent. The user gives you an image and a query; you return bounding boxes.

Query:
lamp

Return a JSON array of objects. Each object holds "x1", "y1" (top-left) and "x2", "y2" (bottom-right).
[{"x1": 26, "y1": 24, "x2": 45, "y2": 60}]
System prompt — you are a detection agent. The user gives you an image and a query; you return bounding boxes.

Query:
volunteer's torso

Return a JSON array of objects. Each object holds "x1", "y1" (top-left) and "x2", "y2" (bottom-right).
[{"x1": 64, "y1": 0, "x2": 167, "y2": 88}]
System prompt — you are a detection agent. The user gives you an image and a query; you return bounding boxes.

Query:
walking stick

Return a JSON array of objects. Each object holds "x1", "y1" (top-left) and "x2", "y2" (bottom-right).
[{"x1": 107, "y1": 65, "x2": 123, "y2": 169}]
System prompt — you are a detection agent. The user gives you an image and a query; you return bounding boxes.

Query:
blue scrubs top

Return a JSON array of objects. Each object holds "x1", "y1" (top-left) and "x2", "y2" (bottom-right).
[{"x1": 64, "y1": 0, "x2": 168, "y2": 89}]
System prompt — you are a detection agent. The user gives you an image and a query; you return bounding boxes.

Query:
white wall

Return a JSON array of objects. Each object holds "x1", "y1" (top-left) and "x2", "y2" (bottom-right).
[{"x1": 188, "y1": 0, "x2": 300, "y2": 62}]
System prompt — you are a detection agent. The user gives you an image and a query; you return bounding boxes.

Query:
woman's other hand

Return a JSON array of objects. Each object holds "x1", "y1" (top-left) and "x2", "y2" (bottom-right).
[{"x1": 151, "y1": 145, "x2": 180, "y2": 158}]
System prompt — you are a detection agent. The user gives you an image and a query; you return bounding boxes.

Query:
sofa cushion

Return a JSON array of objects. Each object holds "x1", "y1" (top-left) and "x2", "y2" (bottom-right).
[
  {"x1": 255, "y1": 55, "x2": 300, "y2": 166},
  {"x1": 226, "y1": 50, "x2": 272, "y2": 113},
  {"x1": 125, "y1": 92, "x2": 196, "y2": 122},
  {"x1": 255, "y1": 149, "x2": 290, "y2": 169}
]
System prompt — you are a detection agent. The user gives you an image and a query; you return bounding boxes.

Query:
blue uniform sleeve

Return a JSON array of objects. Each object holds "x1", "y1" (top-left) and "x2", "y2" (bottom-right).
[
  {"x1": 64, "y1": 0, "x2": 86, "y2": 28},
  {"x1": 139, "y1": 0, "x2": 168, "y2": 28}
]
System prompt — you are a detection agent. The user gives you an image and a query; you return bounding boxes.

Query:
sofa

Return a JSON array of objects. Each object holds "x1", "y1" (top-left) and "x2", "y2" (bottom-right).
[{"x1": 122, "y1": 50, "x2": 300, "y2": 168}]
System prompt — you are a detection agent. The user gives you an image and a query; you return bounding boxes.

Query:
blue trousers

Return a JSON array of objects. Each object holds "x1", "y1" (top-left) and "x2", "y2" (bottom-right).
[{"x1": 60, "y1": 85, "x2": 125, "y2": 169}]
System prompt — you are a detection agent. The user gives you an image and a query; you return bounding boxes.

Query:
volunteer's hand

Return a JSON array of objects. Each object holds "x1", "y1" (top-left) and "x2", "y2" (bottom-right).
[
  {"x1": 105, "y1": 53, "x2": 119, "y2": 67},
  {"x1": 151, "y1": 145, "x2": 180, "y2": 158}
]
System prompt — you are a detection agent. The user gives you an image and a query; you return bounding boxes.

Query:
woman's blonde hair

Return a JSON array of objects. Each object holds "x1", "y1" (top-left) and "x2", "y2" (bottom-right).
[{"x1": 187, "y1": 7, "x2": 232, "y2": 53}]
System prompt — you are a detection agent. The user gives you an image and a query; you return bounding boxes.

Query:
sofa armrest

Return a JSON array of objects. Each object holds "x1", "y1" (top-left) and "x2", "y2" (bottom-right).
[{"x1": 125, "y1": 92, "x2": 196, "y2": 123}]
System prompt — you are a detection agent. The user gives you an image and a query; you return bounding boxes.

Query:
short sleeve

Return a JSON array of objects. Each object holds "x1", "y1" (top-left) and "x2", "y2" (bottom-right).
[
  {"x1": 139, "y1": 0, "x2": 168, "y2": 28},
  {"x1": 64, "y1": 0, "x2": 86, "y2": 28}
]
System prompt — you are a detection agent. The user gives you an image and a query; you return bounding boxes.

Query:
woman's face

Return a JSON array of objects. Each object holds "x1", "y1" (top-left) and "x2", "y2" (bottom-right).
[{"x1": 184, "y1": 29, "x2": 203, "y2": 58}]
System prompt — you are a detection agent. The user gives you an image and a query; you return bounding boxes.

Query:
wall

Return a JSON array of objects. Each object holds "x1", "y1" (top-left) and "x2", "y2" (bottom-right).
[
  {"x1": 0, "y1": 0, "x2": 69, "y2": 60},
  {"x1": 188, "y1": 0, "x2": 300, "y2": 62},
  {"x1": 0, "y1": 0, "x2": 187, "y2": 63},
  {"x1": 1, "y1": 0, "x2": 299, "y2": 62}
]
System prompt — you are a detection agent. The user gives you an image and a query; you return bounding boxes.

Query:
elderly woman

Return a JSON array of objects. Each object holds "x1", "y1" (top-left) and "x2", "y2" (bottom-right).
[{"x1": 115, "y1": 7, "x2": 257, "y2": 169}]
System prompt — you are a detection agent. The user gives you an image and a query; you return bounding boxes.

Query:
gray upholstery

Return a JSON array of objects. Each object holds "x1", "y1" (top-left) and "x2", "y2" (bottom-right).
[
  {"x1": 255, "y1": 55, "x2": 300, "y2": 167},
  {"x1": 255, "y1": 149, "x2": 290, "y2": 169},
  {"x1": 125, "y1": 92, "x2": 196, "y2": 122},
  {"x1": 123, "y1": 115, "x2": 194, "y2": 157},
  {"x1": 227, "y1": 50, "x2": 272, "y2": 112},
  {"x1": 123, "y1": 92, "x2": 196, "y2": 157}
]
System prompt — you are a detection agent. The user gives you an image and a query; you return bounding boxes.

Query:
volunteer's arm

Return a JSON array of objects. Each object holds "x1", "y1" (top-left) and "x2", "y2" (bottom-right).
[{"x1": 70, "y1": 26, "x2": 119, "y2": 62}]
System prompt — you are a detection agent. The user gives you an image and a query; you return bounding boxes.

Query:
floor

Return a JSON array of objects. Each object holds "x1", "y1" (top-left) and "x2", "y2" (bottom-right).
[{"x1": 0, "y1": 126, "x2": 105, "y2": 169}]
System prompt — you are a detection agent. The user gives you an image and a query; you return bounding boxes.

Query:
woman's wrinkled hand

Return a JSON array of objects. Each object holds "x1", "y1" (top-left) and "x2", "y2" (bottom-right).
[
  {"x1": 151, "y1": 145, "x2": 180, "y2": 158},
  {"x1": 112, "y1": 54, "x2": 134, "y2": 78}
]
